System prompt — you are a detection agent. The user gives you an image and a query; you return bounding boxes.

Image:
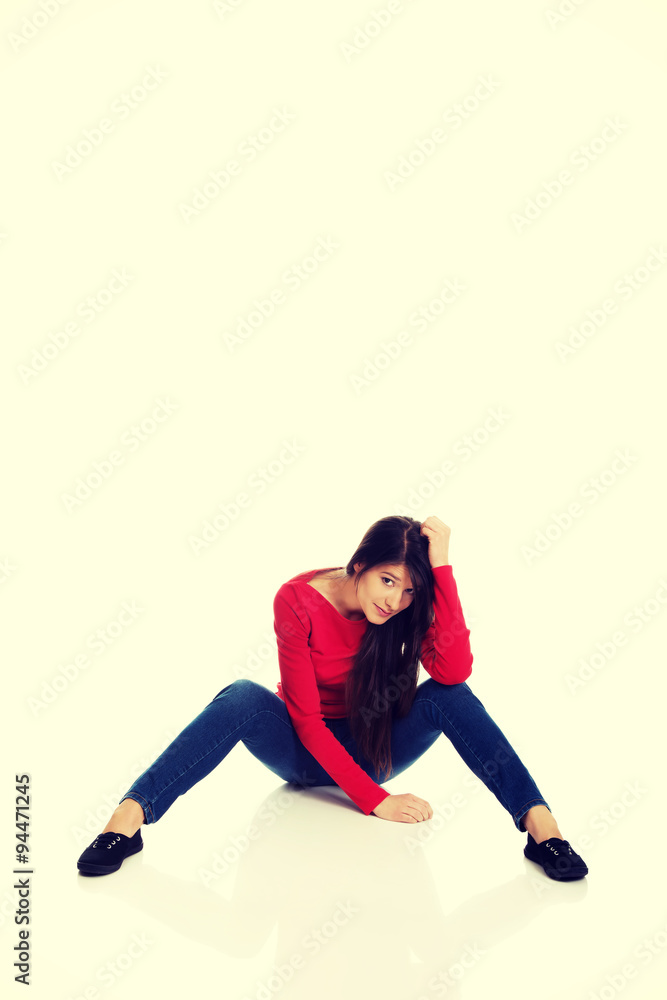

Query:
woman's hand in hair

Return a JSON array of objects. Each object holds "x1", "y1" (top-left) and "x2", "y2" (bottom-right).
[
  {"x1": 371, "y1": 793, "x2": 433, "y2": 823},
  {"x1": 420, "y1": 515, "x2": 451, "y2": 568}
]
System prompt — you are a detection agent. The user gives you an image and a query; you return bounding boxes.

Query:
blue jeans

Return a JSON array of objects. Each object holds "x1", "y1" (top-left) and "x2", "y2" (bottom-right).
[{"x1": 121, "y1": 678, "x2": 549, "y2": 831}]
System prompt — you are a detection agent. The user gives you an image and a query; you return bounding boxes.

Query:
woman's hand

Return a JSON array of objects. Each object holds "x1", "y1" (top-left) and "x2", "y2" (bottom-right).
[
  {"x1": 371, "y1": 793, "x2": 433, "y2": 823},
  {"x1": 420, "y1": 515, "x2": 451, "y2": 568}
]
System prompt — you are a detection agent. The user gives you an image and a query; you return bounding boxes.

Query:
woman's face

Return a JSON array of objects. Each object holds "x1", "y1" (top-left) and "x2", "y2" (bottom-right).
[{"x1": 354, "y1": 562, "x2": 415, "y2": 622}]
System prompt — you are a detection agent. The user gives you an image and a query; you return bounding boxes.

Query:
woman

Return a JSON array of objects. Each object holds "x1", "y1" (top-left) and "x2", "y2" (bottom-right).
[{"x1": 77, "y1": 514, "x2": 588, "y2": 882}]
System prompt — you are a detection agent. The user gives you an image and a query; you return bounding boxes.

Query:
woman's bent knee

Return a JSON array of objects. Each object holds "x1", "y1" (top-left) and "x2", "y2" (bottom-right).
[
  {"x1": 210, "y1": 677, "x2": 276, "y2": 707},
  {"x1": 417, "y1": 677, "x2": 472, "y2": 700}
]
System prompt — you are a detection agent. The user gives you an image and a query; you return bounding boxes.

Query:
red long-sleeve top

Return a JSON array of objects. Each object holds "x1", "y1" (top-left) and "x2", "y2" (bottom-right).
[{"x1": 272, "y1": 563, "x2": 473, "y2": 816}]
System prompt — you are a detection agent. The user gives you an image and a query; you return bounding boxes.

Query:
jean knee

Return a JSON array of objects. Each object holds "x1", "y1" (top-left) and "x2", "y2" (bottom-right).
[
  {"x1": 418, "y1": 677, "x2": 471, "y2": 703},
  {"x1": 210, "y1": 677, "x2": 273, "y2": 706}
]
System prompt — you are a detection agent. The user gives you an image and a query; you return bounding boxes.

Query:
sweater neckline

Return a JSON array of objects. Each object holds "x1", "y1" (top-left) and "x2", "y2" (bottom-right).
[{"x1": 303, "y1": 568, "x2": 367, "y2": 625}]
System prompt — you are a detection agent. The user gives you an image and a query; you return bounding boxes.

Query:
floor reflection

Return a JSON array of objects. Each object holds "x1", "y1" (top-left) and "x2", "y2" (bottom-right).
[{"x1": 78, "y1": 783, "x2": 587, "y2": 998}]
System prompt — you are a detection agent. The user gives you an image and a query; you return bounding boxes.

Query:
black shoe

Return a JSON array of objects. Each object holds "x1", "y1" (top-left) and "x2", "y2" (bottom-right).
[
  {"x1": 77, "y1": 829, "x2": 143, "y2": 876},
  {"x1": 524, "y1": 833, "x2": 588, "y2": 881}
]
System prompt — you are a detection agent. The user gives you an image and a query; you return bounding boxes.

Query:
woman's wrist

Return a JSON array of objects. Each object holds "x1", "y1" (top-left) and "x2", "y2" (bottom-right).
[{"x1": 430, "y1": 551, "x2": 450, "y2": 568}]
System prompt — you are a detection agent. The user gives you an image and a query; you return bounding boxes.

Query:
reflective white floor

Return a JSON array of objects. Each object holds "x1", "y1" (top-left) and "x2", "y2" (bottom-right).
[{"x1": 10, "y1": 723, "x2": 663, "y2": 1000}]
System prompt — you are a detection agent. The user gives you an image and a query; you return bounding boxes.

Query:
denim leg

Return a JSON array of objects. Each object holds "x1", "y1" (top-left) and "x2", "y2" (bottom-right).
[
  {"x1": 379, "y1": 678, "x2": 550, "y2": 831},
  {"x1": 120, "y1": 679, "x2": 339, "y2": 823}
]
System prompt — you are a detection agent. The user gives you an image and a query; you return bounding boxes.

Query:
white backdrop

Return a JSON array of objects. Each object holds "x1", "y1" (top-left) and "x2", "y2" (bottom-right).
[{"x1": 3, "y1": 2, "x2": 667, "y2": 999}]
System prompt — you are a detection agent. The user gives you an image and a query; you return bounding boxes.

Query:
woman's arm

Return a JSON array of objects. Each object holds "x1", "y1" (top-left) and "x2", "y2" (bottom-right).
[
  {"x1": 419, "y1": 517, "x2": 473, "y2": 683},
  {"x1": 273, "y1": 584, "x2": 391, "y2": 816},
  {"x1": 418, "y1": 565, "x2": 473, "y2": 683}
]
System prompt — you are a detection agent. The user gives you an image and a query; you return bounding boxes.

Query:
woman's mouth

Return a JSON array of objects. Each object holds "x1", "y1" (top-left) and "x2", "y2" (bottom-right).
[{"x1": 374, "y1": 604, "x2": 392, "y2": 617}]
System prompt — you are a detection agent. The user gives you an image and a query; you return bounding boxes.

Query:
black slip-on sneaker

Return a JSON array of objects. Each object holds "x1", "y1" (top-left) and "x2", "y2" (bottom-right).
[
  {"x1": 524, "y1": 833, "x2": 588, "y2": 881},
  {"x1": 77, "y1": 829, "x2": 143, "y2": 876}
]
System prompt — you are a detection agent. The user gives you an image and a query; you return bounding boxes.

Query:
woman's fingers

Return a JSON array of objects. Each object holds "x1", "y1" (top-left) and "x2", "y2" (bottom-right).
[{"x1": 372, "y1": 792, "x2": 433, "y2": 823}]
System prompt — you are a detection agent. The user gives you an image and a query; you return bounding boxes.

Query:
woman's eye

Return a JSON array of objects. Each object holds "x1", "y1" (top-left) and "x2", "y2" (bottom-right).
[{"x1": 383, "y1": 577, "x2": 413, "y2": 596}]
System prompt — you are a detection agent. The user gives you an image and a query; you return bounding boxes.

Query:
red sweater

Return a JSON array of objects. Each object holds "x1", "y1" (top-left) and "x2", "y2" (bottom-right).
[{"x1": 272, "y1": 563, "x2": 473, "y2": 816}]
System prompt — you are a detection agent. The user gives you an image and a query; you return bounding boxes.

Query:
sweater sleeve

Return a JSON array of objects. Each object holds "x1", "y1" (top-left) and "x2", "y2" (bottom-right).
[
  {"x1": 273, "y1": 585, "x2": 390, "y2": 816},
  {"x1": 419, "y1": 564, "x2": 473, "y2": 683}
]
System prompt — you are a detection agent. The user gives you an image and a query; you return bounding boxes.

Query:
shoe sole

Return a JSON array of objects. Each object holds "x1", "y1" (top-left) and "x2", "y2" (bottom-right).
[{"x1": 77, "y1": 841, "x2": 143, "y2": 876}]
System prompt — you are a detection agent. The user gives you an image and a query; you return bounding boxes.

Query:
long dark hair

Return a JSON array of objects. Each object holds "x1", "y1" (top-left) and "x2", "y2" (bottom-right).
[{"x1": 343, "y1": 516, "x2": 435, "y2": 780}]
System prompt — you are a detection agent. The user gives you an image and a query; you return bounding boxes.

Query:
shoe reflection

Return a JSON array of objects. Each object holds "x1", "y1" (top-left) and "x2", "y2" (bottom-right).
[{"x1": 78, "y1": 783, "x2": 587, "y2": 998}]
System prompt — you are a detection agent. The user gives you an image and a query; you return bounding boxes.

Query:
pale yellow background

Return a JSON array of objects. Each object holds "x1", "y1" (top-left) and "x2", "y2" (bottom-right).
[{"x1": 2, "y1": 1, "x2": 666, "y2": 998}]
